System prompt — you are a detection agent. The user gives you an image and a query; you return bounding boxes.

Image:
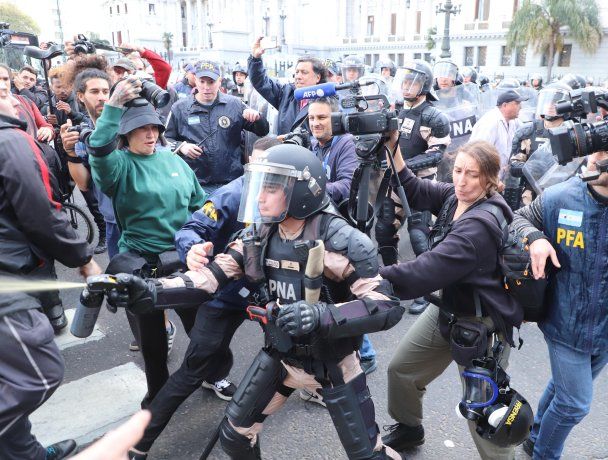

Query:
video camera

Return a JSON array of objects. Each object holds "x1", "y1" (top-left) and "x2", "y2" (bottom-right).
[
  {"x1": 555, "y1": 88, "x2": 608, "y2": 120},
  {"x1": 67, "y1": 122, "x2": 94, "y2": 142}
]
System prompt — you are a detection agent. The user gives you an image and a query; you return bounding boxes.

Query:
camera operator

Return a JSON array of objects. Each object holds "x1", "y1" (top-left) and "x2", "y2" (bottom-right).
[
  {"x1": 512, "y1": 149, "x2": 608, "y2": 458},
  {"x1": 308, "y1": 97, "x2": 358, "y2": 205},
  {"x1": 45, "y1": 65, "x2": 85, "y2": 127},
  {"x1": 11, "y1": 65, "x2": 48, "y2": 111},
  {"x1": 0, "y1": 94, "x2": 101, "y2": 460},
  {"x1": 0, "y1": 64, "x2": 54, "y2": 142},
  {"x1": 165, "y1": 60, "x2": 269, "y2": 193},
  {"x1": 378, "y1": 60, "x2": 451, "y2": 315},
  {"x1": 248, "y1": 36, "x2": 326, "y2": 134}
]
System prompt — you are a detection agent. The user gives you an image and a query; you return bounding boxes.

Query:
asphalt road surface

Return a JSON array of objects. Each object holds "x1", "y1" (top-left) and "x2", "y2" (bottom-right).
[{"x1": 30, "y1": 191, "x2": 608, "y2": 460}]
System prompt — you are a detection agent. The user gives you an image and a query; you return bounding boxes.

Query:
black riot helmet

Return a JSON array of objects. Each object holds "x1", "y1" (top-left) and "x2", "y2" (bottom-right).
[
  {"x1": 376, "y1": 58, "x2": 396, "y2": 77},
  {"x1": 530, "y1": 72, "x2": 543, "y2": 90},
  {"x1": 560, "y1": 73, "x2": 582, "y2": 90},
  {"x1": 462, "y1": 66, "x2": 478, "y2": 84},
  {"x1": 459, "y1": 356, "x2": 533, "y2": 448},
  {"x1": 232, "y1": 63, "x2": 248, "y2": 85},
  {"x1": 395, "y1": 59, "x2": 437, "y2": 101},
  {"x1": 238, "y1": 144, "x2": 330, "y2": 223},
  {"x1": 478, "y1": 73, "x2": 490, "y2": 89},
  {"x1": 433, "y1": 59, "x2": 459, "y2": 89},
  {"x1": 341, "y1": 55, "x2": 365, "y2": 82},
  {"x1": 535, "y1": 81, "x2": 571, "y2": 121}
]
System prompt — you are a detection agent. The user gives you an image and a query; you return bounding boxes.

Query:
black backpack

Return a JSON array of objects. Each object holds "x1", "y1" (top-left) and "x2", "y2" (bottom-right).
[{"x1": 432, "y1": 195, "x2": 548, "y2": 322}]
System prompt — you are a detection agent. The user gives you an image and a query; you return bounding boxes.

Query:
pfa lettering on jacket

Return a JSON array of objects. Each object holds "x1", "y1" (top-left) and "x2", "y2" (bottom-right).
[{"x1": 556, "y1": 208, "x2": 585, "y2": 249}]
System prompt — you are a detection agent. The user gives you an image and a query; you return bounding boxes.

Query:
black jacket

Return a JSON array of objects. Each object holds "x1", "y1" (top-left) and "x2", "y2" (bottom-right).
[
  {"x1": 0, "y1": 114, "x2": 92, "y2": 316},
  {"x1": 380, "y1": 166, "x2": 522, "y2": 337}
]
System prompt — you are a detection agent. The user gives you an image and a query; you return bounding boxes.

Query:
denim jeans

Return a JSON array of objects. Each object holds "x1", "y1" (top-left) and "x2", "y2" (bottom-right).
[
  {"x1": 531, "y1": 337, "x2": 608, "y2": 460},
  {"x1": 106, "y1": 221, "x2": 121, "y2": 259},
  {"x1": 360, "y1": 334, "x2": 376, "y2": 359}
]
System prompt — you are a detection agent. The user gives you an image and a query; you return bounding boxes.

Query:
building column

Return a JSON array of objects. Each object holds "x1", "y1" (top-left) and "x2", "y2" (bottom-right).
[
  {"x1": 197, "y1": 0, "x2": 204, "y2": 50},
  {"x1": 185, "y1": 0, "x2": 193, "y2": 49}
]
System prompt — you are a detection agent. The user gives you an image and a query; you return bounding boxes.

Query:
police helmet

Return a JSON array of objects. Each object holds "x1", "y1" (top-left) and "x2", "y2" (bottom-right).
[
  {"x1": 232, "y1": 63, "x2": 248, "y2": 84},
  {"x1": 497, "y1": 78, "x2": 521, "y2": 90},
  {"x1": 433, "y1": 59, "x2": 459, "y2": 88},
  {"x1": 341, "y1": 55, "x2": 365, "y2": 82},
  {"x1": 462, "y1": 67, "x2": 478, "y2": 84},
  {"x1": 535, "y1": 81, "x2": 571, "y2": 121},
  {"x1": 376, "y1": 59, "x2": 396, "y2": 77},
  {"x1": 530, "y1": 73, "x2": 543, "y2": 89},
  {"x1": 478, "y1": 74, "x2": 490, "y2": 88},
  {"x1": 398, "y1": 59, "x2": 437, "y2": 101},
  {"x1": 238, "y1": 145, "x2": 330, "y2": 223},
  {"x1": 560, "y1": 73, "x2": 582, "y2": 90}
]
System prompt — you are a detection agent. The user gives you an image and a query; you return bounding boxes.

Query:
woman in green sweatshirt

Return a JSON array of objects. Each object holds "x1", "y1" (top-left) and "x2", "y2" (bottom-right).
[{"x1": 86, "y1": 77, "x2": 207, "y2": 406}]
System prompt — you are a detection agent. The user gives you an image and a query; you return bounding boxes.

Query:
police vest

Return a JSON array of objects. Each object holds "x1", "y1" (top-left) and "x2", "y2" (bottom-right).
[{"x1": 398, "y1": 101, "x2": 434, "y2": 160}]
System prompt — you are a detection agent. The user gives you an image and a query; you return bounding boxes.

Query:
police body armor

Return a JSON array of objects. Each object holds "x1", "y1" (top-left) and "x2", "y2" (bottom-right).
[{"x1": 258, "y1": 211, "x2": 362, "y2": 366}]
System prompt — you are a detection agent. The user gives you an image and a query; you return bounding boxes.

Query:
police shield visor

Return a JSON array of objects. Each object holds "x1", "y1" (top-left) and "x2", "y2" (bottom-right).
[
  {"x1": 536, "y1": 88, "x2": 570, "y2": 119},
  {"x1": 398, "y1": 70, "x2": 427, "y2": 99},
  {"x1": 238, "y1": 162, "x2": 296, "y2": 224},
  {"x1": 433, "y1": 62, "x2": 458, "y2": 81},
  {"x1": 461, "y1": 371, "x2": 500, "y2": 409}
]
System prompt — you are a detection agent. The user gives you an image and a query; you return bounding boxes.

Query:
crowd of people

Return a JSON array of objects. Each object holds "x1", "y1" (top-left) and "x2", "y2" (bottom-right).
[{"x1": 0, "y1": 31, "x2": 606, "y2": 460}]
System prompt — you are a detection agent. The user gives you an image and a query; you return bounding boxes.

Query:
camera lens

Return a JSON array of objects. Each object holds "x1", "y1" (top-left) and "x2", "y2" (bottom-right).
[{"x1": 140, "y1": 80, "x2": 170, "y2": 108}]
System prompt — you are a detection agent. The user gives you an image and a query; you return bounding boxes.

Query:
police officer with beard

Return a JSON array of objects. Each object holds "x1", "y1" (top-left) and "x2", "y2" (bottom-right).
[
  {"x1": 111, "y1": 145, "x2": 405, "y2": 460},
  {"x1": 376, "y1": 60, "x2": 450, "y2": 315}
]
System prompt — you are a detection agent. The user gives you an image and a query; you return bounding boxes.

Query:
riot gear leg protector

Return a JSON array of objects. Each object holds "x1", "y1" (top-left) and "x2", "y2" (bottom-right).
[
  {"x1": 406, "y1": 211, "x2": 430, "y2": 257},
  {"x1": 219, "y1": 418, "x2": 262, "y2": 460},
  {"x1": 320, "y1": 372, "x2": 380, "y2": 459}
]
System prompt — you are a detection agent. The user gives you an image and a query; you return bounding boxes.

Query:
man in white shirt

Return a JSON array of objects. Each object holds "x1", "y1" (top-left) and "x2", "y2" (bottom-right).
[{"x1": 470, "y1": 89, "x2": 528, "y2": 177}]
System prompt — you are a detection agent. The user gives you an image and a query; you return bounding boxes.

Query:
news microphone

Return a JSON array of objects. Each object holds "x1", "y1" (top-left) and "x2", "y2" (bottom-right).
[
  {"x1": 294, "y1": 82, "x2": 338, "y2": 101},
  {"x1": 293, "y1": 80, "x2": 377, "y2": 101}
]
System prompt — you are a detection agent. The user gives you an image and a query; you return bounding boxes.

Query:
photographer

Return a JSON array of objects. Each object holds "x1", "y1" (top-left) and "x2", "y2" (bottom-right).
[
  {"x1": 45, "y1": 65, "x2": 85, "y2": 127},
  {"x1": 0, "y1": 93, "x2": 100, "y2": 460},
  {"x1": 512, "y1": 150, "x2": 607, "y2": 459},
  {"x1": 165, "y1": 60, "x2": 269, "y2": 193},
  {"x1": 379, "y1": 138, "x2": 523, "y2": 459},
  {"x1": 248, "y1": 36, "x2": 326, "y2": 134},
  {"x1": 86, "y1": 76, "x2": 207, "y2": 407},
  {"x1": 308, "y1": 97, "x2": 358, "y2": 204}
]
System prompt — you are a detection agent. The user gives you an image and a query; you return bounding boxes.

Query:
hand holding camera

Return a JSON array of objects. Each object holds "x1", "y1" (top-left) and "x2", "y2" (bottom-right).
[{"x1": 108, "y1": 76, "x2": 142, "y2": 108}]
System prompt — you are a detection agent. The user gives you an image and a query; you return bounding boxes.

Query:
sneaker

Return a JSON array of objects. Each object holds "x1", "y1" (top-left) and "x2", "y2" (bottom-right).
[
  {"x1": 360, "y1": 356, "x2": 378, "y2": 375},
  {"x1": 408, "y1": 297, "x2": 429, "y2": 315},
  {"x1": 94, "y1": 237, "x2": 107, "y2": 254},
  {"x1": 129, "y1": 339, "x2": 140, "y2": 352},
  {"x1": 202, "y1": 378, "x2": 237, "y2": 401},
  {"x1": 299, "y1": 388, "x2": 326, "y2": 407},
  {"x1": 45, "y1": 439, "x2": 77, "y2": 460},
  {"x1": 166, "y1": 320, "x2": 177, "y2": 355},
  {"x1": 522, "y1": 438, "x2": 534, "y2": 457},
  {"x1": 381, "y1": 423, "x2": 425, "y2": 451}
]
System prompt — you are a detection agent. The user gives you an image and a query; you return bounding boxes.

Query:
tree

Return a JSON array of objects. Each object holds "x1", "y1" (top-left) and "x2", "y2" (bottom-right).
[
  {"x1": 0, "y1": 3, "x2": 40, "y2": 35},
  {"x1": 507, "y1": 0, "x2": 602, "y2": 82},
  {"x1": 162, "y1": 32, "x2": 173, "y2": 63},
  {"x1": 425, "y1": 26, "x2": 437, "y2": 52}
]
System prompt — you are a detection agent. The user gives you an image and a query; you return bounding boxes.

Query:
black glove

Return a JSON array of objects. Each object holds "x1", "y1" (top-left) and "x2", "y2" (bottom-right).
[
  {"x1": 106, "y1": 273, "x2": 157, "y2": 315},
  {"x1": 276, "y1": 301, "x2": 326, "y2": 337}
]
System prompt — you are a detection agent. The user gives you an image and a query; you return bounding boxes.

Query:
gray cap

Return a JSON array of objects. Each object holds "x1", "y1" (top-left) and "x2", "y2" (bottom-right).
[
  {"x1": 113, "y1": 58, "x2": 136, "y2": 72},
  {"x1": 496, "y1": 90, "x2": 529, "y2": 105}
]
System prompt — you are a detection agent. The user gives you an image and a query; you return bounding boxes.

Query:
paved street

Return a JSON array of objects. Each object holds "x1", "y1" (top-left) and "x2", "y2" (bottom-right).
[{"x1": 30, "y1": 191, "x2": 608, "y2": 460}]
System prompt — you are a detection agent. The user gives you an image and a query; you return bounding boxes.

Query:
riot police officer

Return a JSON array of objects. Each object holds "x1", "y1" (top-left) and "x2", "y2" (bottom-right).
[
  {"x1": 530, "y1": 72, "x2": 543, "y2": 91},
  {"x1": 229, "y1": 63, "x2": 248, "y2": 101},
  {"x1": 462, "y1": 67, "x2": 478, "y2": 84},
  {"x1": 376, "y1": 58, "x2": 396, "y2": 85},
  {"x1": 377, "y1": 60, "x2": 450, "y2": 315},
  {"x1": 341, "y1": 55, "x2": 366, "y2": 82},
  {"x1": 116, "y1": 145, "x2": 405, "y2": 460}
]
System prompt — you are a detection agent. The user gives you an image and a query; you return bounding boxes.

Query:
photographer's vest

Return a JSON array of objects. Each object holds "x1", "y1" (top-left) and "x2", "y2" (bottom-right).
[{"x1": 540, "y1": 177, "x2": 608, "y2": 353}]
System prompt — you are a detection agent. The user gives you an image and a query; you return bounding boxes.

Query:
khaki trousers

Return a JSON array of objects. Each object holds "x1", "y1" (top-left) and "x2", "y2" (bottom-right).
[{"x1": 387, "y1": 304, "x2": 514, "y2": 460}]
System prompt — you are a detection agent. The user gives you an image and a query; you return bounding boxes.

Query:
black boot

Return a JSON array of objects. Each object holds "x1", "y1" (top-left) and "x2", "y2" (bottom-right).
[
  {"x1": 94, "y1": 235, "x2": 107, "y2": 254},
  {"x1": 44, "y1": 304, "x2": 68, "y2": 333},
  {"x1": 408, "y1": 297, "x2": 429, "y2": 315},
  {"x1": 522, "y1": 438, "x2": 534, "y2": 457},
  {"x1": 381, "y1": 423, "x2": 424, "y2": 451},
  {"x1": 45, "y1": 439, "x2": 77, "y2": 460}
]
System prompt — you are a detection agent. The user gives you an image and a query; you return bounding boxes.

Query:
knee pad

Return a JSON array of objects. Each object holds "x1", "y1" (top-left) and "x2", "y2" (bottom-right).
[
  {"x1": 408, "y1": 227, "x2": 429, "y2": 257},
  {"x1": 219, "y1": 418, "x2": 261, "y2": 460}
]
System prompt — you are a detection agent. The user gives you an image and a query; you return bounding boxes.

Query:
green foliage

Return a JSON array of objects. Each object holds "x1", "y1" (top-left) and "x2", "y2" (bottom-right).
[
  {"x1": 162, "y1": 32, "x2": 173, "y2": 51},
  {"x1": 0, "y1": 3, "x2": 40, "y2": 35},
  {"x1": 425, "y1": 26, "x2": 437, "y2": 51},
  {"x1": 507, "y1": 0, "x2": 602, "y2": 80}
]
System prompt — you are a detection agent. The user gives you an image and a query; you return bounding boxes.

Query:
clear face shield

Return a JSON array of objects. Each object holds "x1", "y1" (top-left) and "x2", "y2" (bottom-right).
[
  {"x1": 535, "y1": 88, "x2": 569, "y2": 120},
  {"x1": 342, "y1": 64, "x2": 364, "y2": 83},
  {"x1": 397, "y1": 69, "x2": 427, "y2": 102},
  {"x1": 237, "y1": 162, "x2": 297, "y2": 224},
  {"x1": 434, "y1": 61, "x2": 458, "y2": 86}
]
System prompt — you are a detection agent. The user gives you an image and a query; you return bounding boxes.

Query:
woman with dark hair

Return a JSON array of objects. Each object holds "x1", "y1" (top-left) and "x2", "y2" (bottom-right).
[
  {"x1": 86, "y1": 77, "x2": 207, "y2": 406},
  {"x1": 379, "y1": 138, "x2": 524, "y2": 460}
]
